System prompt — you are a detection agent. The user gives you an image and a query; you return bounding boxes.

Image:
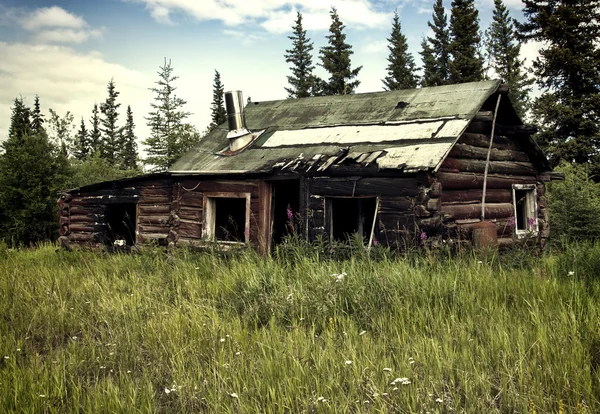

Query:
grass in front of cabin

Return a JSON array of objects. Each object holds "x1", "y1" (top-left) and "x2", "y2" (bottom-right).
[{"x1": 1, "y1": 240, "x2": 599, "y2": 412}]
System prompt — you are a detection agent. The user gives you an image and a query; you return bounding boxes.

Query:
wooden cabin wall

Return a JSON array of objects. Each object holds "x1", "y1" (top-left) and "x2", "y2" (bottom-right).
[
  {"x1": 169, "y1": 179, "x2": 262, "y2": 247},
  {"x1": 307, "y1": 176, "x2": 430, "y2": 247},
  {"x1": 436, "y1": 120, "x2": 548, "y2": 248},
  {"x1": 58, "y1": 178, "x2": 174, "y2": 247}
]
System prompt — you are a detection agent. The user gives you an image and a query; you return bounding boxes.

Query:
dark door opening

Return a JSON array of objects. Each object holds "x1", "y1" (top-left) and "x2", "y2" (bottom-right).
[
  {"x1": 271, "y1": 180, "x2": 300, "y2": 245},
  {"x1": 329, "y1": 198, "x2": 377, "y2": 242},
  {"x1": 105, "y1": 203, "x2": 137, "y2": 246},
  {"x1": 214, "y1": 197, "x2": 247, "y2": 241}
]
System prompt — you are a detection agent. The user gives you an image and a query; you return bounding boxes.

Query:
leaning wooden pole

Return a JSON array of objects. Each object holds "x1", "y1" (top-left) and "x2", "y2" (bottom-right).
[{"x1": 481, "y1": 94, "x2": 503, "y2": 220}]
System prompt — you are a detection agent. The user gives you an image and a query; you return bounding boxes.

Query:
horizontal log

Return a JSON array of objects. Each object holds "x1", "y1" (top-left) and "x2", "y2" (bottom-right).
[
  {"x1": 139, "y1": 196, "x2": 170, "y2": 204},
  {"x1": 378, "y1": 197, "x2": 414, "y2": 212},
  {"x1": 138, "y1": 204, "x2": 171, "y2": 215},
  {"x1": 475, "y1": 111, "x2": 494, "y2": 122},
  {"x1": 429, "y1": 182, "x2": 442, "y2": 198},
  {"x1": 69, "y1": 195, "x2": 141, "y2": 205},
  {"x1": 193, "y1": 181, "x2": 259, "y2": 197},
  {"x1": 458, "y1": 133, "x2": 520, "y2": 151},
  {"x1": 69, "y1": 223, "x2": 105, "y2": 233},
  {"x1": 441, "y1": 203, "x2": 514, "y2": 220},
  {"x1": 441, "y1": 157, "x2": 536, "y2": 176},
  {"x1": 311, "y1": 177, "x2": 419, "y2": 197},
  {"x1": 69, "y1": 232, "x2": 101, "y2": 242},
  {"x1": 442, "y1": 189, "x2": 512, "y2": 204},
  {"x1": 138, "y1": 215, "x2": 170, "y2": 226},
  {"x1": 436, "y1": 172, "x2": 537, "y2": 190},
  {"x1": 138, "y1": 187, "x2": 172, "y2": 197},
  {"x1": 179, "y1": 190, "x2": 204, "y2": 206},
  {"x1": 426, "y1": 198, "x2": 441, "y2": 211},
  {"x1": 69, "y1": 205, "x2": 105, "y2": 215},
  {"x1": 179, "y1": 207, "x2": 202, "y2": 221},
  {"x1": 458, "y1": 220, "x2": 516, "y2": 237},
  {"x1": 69, "y1": 214, "x2": 104, "y2": 223},
  {"x1": 138, "y1": 233, "x2": 168, "y2": 242},
  {"x1": 178, "y1": 222, "x2": 202, "y2": 238},
  {"x1": 138, "y1": 225, "x2": 169, "y2": 233},
  {"x1": 448, "y1": 143, "x2": 530, "y2": 162}
]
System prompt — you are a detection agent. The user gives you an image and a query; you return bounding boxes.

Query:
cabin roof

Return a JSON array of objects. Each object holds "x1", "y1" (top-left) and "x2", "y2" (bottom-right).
[{"x1": 171, "y1": 79, "x2": 542, "y2": 175}]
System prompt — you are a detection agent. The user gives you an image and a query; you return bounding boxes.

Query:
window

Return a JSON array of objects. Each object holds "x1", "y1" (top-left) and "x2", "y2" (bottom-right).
[
  {"x1": 512, "y1": 184, "x2": 538, "y2": 237},
  {"x1": 203, "y1": 193, "x2": 251, "y2": 243},
  {"x1": 327, "y1": 197, "x2": 377, "y2": 242}
]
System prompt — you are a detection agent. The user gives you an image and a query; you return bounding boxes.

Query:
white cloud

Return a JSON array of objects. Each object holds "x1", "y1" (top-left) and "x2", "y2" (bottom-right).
[
  {"x1": 128, "y1": 0, "x2": 392, "y2": 32},
  {"x1": 0, "y1": 42, "x2": 152, "y2": 147},
  {"x1": 34, "y1": 28, "x2": 103, "y2": 44},
  {"x1": 22, "y1": 6, "x2": 87, "y2": 31},
  {"x1": 363, "y1": 39, "x2": 388, "y2": 54}
]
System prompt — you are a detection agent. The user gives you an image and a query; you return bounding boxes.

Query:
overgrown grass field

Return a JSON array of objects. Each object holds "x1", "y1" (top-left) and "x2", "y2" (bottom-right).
[{"x1": 1, "y1": 242, "x2": 600, "y2": 413}]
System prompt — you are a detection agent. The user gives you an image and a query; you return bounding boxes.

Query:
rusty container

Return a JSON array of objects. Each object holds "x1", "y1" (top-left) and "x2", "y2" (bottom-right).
[{"x1": 472, "y1": 221, "x2": 498, "y2": 249}]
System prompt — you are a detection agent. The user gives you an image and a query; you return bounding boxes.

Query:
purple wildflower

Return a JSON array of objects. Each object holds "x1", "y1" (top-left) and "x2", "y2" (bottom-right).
[
  {"x1": 420, "y1": 232, "x2": 427, "y2": 241},
  {"x1": 373, "y1": 238, "x2": 379, "y2": 246},
  {"x1": 528, "y1": 217, "x2": 535, "y2": 228},
  {"x1": 508, "y1": 216, "x2": 515, "y2": 227},
  {"x1": 244, "y1": 227, "x2": 250, "y2": 240},
  {"x1": 286, "y1": 204, "x2": 293, "y2": 220}
]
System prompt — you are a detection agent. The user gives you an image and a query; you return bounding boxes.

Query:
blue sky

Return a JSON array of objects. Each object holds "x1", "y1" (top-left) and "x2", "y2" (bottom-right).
[{"x1": 0, "y1": 0, "x2": 539, "y2": 156}]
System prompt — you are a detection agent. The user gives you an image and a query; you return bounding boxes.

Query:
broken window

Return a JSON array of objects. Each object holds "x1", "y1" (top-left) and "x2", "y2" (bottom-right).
[
  {"x1": 327, "y1": 197, "x2": 377, "y2": 242},
  {"x1": 105, "y1": 203, "x2": 137, "y2": 246},
  {"x1": 512, "y1": 184, "x2": 538, "y2": 237},
  {"x1": 204, "y1": 193, "x2": 250, "y2": 243}
]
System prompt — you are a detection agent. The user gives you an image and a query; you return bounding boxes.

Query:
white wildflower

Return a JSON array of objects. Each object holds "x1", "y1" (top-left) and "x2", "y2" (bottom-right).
[
  {"x1": 409, "y1": 357, "x2": 415, "y2": 365},
  {"x1": 382, "y1": 393, "x2": 388, "y2": 396},
  {"x1": 230, "y1": 393, "x2": 238, "y2": 398},
  {"x1": 16, "y1": 348, "x2": 20, "y2": 352},
  {"x1": 127, "y1": 370, "x2": 132, "y2": 374},
  {"x1": 436, "y1": 398, "x2": 443, "y2": 403},
  {"x1": 364, "y1": 400, "x2": 370, "y2": 404},
  {"x1": 164, "y1": 388, "x2": 171, "y2": 394},
  {"x1": 235, "y1": 351, "x2": 241, "y2": 356},
  {"x1": 393, "y1": 387, "x2": 398, "y2": 391},
  {"x1": 383, "y1": 367, "x2": 392, "y2": 372},
  {"x1": 220, "y1": 338, "x2": 226, "y2": 343},
  {"x1": 100, "y1": 366, "x2": 106, "y2": 369},
  {"x1": 333, "y1": 272, "x2": 346, "y2": 282},
  {"x1": 286, "y1": 293, "x2": 293, "y2": 301},
  {"x1": 316, "y1": 396, "x2": 327, "y2": 403},
  {"x1": 72, "y1": 336, "x2": 78, "y2": 340},
  {"x1": 345, "y1": 360, "x2": 352, "y2": 365},
  {"x1": 359, "y1": 330, "x2": 366, "y2": 336},
  {"x1": 39, "y1": 394, "x2": 46, "y2": 398},
  {"x1": 391, "y1": 377, "x2": 411, "y2": 385},
  {"x1": 4, "y1": 356, "x2": 8, "y2": 360},
  {"x1": 568, "y1": 271, "x2": 575, "y2": 276}
]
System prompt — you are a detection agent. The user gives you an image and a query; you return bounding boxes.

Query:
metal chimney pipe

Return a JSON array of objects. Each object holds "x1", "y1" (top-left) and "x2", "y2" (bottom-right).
[{"x1": 225, "y1": 90, "x2": 246, "y2": 133}]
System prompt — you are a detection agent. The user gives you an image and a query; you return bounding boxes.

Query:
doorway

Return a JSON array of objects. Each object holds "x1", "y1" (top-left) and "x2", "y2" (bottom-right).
[
  {"x1": 105, "y1": 203, "x2": 137, "y2": 246},
  {"x1": 271, "y1": 180, "x2": 300, "y2": 246}
]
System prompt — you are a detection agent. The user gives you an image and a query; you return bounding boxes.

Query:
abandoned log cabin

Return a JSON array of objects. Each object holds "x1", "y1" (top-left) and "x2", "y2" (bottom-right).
[{"x1": 58, "y1": 79, "x2": 562, "y2": 252}]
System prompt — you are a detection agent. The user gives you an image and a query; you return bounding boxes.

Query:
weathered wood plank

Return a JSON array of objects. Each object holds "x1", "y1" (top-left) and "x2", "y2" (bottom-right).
[
  {"x1": 458, "y1": 132, "x2": 520, "y2": 151},
  {"x1": 378, "y1": 197, "x2": 414, "y2": 212},
  {"x1": 178, "y1": 222, "x2": 202, "y2": 238},
  {"x1": 69, "y1": 214, "x2": 104, "y2": 223},
  {"x1": 179, "y1": 207, "x2": 202, "y2": 221},
  {"x1": 311, "y1": 177, "x2": 419, "y2": 197},
  {"x1": 138, "y1": 204, "x2": 171, "y2": 214},
  {"x1": 179, "y1": 191, "x2": 204, "y2": 207},
  {"x1": 137, "y1": 215, "x2": 170, "y2": 226}
]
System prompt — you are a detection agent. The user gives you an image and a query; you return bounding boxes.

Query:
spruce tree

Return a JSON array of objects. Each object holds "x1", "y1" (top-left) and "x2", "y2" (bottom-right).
[
  {"x1": 209, "y1": 70, "x2": 227, "y2": 131},
  {"x1": 89, "y1": 103, "x2": 102, "y2": 155},
  {"x1": 73, "y1": 117, "x2": 90, "y2": 161},
  {"x1": 47, "y1": 109, "x2": 74, "y2": 157},
  {"x1": 31, "y1": 95, "x2": 45, "y2": 135},
  {"x1": 449, "y1": 0, "x2": 484, "y2": 83},
  {"x1": 485, "y1": 0, "x2": 533, "y2": 118},
  {"x1": 319, "y1": 8, "x2": 362, "y2": 95},
  {"x1": 7, "y1": 97, "x2": 32, "y2": 143},
  {"x1": 285, "y1": 11, "x2": 317, "y2": 98},
  {"x1": 419, "y1": 38, "x2": 439, "y2": 87},
  {"x1": 143, "y1": 59, "x2": 199, "y2": 171},
  {"x1": 518, "y1": 0, "x2": 600, "y2": 172},
  {"x1": 0, "y1": 99, "x2": 70, "y2": 246},
  {"x1": 121, "y1": 105, "x2": 138, "y2": 170},
  {"x1": 99, "y1": 78, "x2": 121, "y2": 165},
  {"x1": 382, "y1": 11, "x2": 418, "y2": 90},
  {"x1": 427, "y1": 0, "x2": 451, "y2": 85}
]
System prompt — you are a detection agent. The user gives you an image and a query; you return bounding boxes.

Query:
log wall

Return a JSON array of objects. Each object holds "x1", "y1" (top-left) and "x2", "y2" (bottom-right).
[{"x1": 434, "y1": 122, "x2": 549, "y2": 248}]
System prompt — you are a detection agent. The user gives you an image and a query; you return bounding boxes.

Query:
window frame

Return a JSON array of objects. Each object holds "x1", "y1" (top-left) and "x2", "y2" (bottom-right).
[
  {"x1": 325, "y1": 196, "x2": 379, "y2": 242},
  {"x1": 202, "y1": 192, "x2": 251, "y2": 244},
  {"x1": 512, "y1": 184, "x2": 538, "y2": 238}
]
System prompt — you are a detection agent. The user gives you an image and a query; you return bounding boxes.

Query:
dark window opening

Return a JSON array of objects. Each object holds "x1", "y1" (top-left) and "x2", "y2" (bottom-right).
[
  {"x1": 515, "y1": 189, "x2": 528, "y2": 231},
  {"x1": 329, "y1": 198, "x2": 377, "y2": 242},
  {"x1": 214, "y1": 198, "x2": 246, "y2": 242},
  {"x1": 105, "y1": 203, "x2": 137, "y2": 246},
  {"x1": 271, "y1": 180, "x2": 300, "y2": 246}
]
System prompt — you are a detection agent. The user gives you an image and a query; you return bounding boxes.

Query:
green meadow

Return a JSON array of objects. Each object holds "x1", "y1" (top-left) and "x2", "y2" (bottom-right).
[{"x1": 1, "y1": 241, "x2": 599, "y2": 413}]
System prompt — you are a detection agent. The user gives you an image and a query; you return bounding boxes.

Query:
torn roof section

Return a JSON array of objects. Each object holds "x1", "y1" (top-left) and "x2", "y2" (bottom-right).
[{"x1": 170, "y1": 79, "x2": 525, "y2": 175}]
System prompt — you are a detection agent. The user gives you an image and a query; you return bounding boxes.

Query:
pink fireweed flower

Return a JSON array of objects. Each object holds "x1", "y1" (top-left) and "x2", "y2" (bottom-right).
[
  {"x1": 286, "y1": 204, "x2": 293, "y2": 220},
  {"x1": 373, "y1": 238, "x2": 379, "y2": 246},
  {"x1": 420, "y1": 232, "x2": 427, "y2": 240},
  {"x1": 528, "y1": 217, "x2": 535, "y2": 228},
  {"x1": 244, "y1": 227, "x2": 250, "y2": 240},
  {"x1": 508, "y1": 216, "x2": 515, "y2": 227}
]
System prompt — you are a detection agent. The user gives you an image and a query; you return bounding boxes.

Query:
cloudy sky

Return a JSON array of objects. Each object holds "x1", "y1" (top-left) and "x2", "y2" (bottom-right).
[{"x1": 0, "y1": 0, "x2": 537, "y2": 157}]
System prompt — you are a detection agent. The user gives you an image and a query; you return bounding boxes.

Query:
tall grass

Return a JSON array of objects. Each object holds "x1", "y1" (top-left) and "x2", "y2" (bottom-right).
[{"x1": 1, "y1": 241, "x2": 600, "y2": 412}]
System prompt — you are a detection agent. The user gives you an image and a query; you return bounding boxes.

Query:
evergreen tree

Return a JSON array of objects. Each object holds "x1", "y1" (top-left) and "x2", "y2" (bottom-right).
[
  {"x1": 319, "y1": 8, "x2": 362, "y2": 95},
  {"x1": 449, "y1": 0, "x2": 484, "y2": 83},
  {"x1": 426, "y1": 0, "x2": 451, "y2": 85},
  {"x1": 518, "y1": 0, "x2": 600, "y2": 172},
  {"x1": 121, "y1": 105, "x2": 138, "y2": 170},
  {"x1": 7, "y1": 97, "x2": 32, "y2": 143},
  {"x1": 31, "y1": 95, "x2": 45, "y2": 135},
  {"x1": 209, "y1": 70, "x2": 227, "y2": 131},
  {"x1": 420, "y1": 38, "x2": 440, "y2": 87},
  {"x1": 73, "y1": 117, "x2": 90, "y2": 161},
  {"x1": 143, "y1": 59, "x2": 199, "y2": 171},
  {"x1": 285, "y1": 11, "x2": 317, "y2": 98},
  {"x1": 47, "y1": 109, "x2": 74, "y2": 156},
  {"x1": 485, "y1": 0, "x2": 533, "y2": 118},
  {"x1": 89, "y1": 103, "x2": 102, "y2": 155},
  {"x1": 99, "y1": 78, "x2": 121, "y2": 165},
  {"x1": 0, "y1": 99, "x2": 70, "y2": 246},
  {"x1": 382, "y1": 11, "x2": 418, "y2": 90}
]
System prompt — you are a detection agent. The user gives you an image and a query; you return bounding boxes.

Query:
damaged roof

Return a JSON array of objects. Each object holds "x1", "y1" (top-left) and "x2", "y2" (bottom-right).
[{"x1": 170, "y1": 80, "x2": 513, "y2": 175}]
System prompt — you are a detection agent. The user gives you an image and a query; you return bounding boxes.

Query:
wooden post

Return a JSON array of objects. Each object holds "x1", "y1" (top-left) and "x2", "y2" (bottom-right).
[{"x1": 481, "y1": 94, "x2": 502, "y2": 220}]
